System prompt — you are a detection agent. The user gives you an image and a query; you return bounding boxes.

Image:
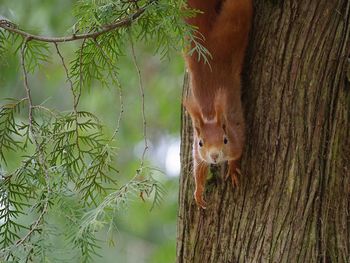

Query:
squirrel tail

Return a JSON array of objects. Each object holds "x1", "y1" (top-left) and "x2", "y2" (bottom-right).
[
  {"x1": 186, "y1": 0, "x2": 253, "y2": 72},
  {"x1": 209, "y1": 0, "x2": 253, "y2": 70}
]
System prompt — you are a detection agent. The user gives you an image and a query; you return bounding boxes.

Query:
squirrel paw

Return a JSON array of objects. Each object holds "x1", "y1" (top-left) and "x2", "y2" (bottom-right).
[
  {"x1": 194, "y1": 191, "x2": 207, "y2": 209},
  {"x1": 226, "y1": 161, "x2": 241, "y2": 188}
]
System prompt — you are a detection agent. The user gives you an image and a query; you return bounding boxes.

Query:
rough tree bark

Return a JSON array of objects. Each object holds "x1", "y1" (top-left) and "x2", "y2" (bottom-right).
[{"x1": 177, "y1": 1, "x2": 350, "y2": 262}]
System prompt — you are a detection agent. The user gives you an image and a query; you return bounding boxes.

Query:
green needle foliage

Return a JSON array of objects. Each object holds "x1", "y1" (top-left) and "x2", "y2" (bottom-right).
[{"x1": 0, "y1": 0, "x2": 206, "y2": 261}]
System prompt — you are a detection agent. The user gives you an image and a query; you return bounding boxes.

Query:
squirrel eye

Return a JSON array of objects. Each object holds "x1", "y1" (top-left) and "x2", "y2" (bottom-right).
[
  {"x1": 199, "y1": 140, "x2": 203, "y2": 147},
  {"x1": 223, "y1": 137, "x2": 228, "y2": 144}
]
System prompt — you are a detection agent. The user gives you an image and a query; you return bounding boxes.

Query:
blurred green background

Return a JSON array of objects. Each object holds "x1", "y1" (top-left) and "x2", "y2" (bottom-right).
[{"x1": 0, "y1": 0, "x2": 185, "y2": 262}]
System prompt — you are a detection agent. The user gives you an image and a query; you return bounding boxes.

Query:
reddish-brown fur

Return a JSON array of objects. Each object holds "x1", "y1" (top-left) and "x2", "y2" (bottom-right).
[{"x1": 183, "y1": 0, "x2": 253, "y2": 208}]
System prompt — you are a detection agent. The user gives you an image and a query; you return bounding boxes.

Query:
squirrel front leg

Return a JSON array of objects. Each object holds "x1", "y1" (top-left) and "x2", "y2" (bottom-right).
[
  {"x1": 193, "y1": 138, "x2": 209, "y2": 209},
  {"x1": 193, "y1": 155, "x2": 208, "y2": 209},
  {"x1": 226, "y1": 160, "x2": 241, "y2": 188}
]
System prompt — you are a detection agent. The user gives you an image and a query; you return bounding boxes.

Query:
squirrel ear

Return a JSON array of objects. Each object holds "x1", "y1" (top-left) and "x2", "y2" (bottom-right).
[
  {"x1": 222, "y1": 123, "x2": 227, "y2": 133},
  {"x1": 214, "y1": 89, "x2": 226, "y2": 126},
  {"x1": 194, "y1": 126, "x2": 201, "y2": 136},
  {"x1": 183, "y1": 97, "x2": 204, "y2": 134}
]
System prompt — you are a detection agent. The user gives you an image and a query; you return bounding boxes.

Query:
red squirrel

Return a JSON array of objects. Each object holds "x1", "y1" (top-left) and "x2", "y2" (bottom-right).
[{"x1": 183, "y1": 0, "x2": 253, "y2": 209}]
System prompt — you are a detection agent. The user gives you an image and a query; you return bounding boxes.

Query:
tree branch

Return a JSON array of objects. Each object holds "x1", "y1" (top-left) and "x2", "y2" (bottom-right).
[{"x1": 0, "y1": 7, "x2": 146, "y2": 43}]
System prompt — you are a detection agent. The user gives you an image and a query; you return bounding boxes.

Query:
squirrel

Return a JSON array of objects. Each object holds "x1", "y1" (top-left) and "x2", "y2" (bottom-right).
[{"x1": 183, "y1": 0, "x2": 253, "y2": 209}]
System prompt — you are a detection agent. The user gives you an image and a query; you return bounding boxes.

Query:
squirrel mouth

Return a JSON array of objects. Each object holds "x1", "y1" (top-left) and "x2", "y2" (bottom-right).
[{"x1": 207, "y1": 152, "x2": 223, "y2": 164}]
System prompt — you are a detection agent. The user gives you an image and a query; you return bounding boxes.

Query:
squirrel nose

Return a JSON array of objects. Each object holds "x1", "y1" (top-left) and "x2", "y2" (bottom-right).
[{"x1": 210, "y1": 153, "x2": 219, "y2": 163}]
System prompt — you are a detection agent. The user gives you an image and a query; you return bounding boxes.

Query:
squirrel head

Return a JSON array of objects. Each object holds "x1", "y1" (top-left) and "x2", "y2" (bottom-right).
[{"x1": 183, "y1": 90, "x2": 241, "y2": 164}]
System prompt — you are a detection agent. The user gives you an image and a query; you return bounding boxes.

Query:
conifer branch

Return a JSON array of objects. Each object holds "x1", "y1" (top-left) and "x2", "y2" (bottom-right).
[
  {"x1": 0, "y1": 0, "x2": 199, "y2": 259},
  {"x1": 0, "y1": 6, "x2": 147, "y2": 43}
]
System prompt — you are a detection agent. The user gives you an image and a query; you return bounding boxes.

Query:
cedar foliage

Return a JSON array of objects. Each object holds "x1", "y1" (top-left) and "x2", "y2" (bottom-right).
[{"x1": 0, "y1": 0, "x2": 207, "y2": 261}]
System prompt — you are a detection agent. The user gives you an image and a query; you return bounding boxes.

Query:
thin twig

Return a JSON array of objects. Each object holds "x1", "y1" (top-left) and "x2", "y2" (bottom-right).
[
  {"x1": 32, "y1": 105, "x2": 57, "y2": 117},
  {"x1": 93, "y1": 39, "x2": 124, "y2": 141},
  {"x1": 21, "y1": 39, "x2": 34, "y2": 133},
  {"x1": 129, "y1": 32, "x2": 148, "y2": 170},
  {"x1": 54, "y1": 43, "x2": 76, "y2": 111},
  {"x1": 14, "y1": 39, "x2": 51, "y2": 249},
  {"x1": 112, "y1": 79, "x2": 124, "y2": 141},
  {"x1": 77, "y1": 39, "x2": 87, "y2": 109},
  {"x1": 69, "y1": 38, "x2": 87, "y2": 155},
  {"x1": 0, "y1": 7, "x2": 146, "y2": 43},
  {"x1": 54, "y1": 42, "x2": 83, "y2": 152}
]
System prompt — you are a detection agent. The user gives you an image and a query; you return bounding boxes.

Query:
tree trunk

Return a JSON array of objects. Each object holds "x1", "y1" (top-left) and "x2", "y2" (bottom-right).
[{"x1": 177, "y1": 1, "x2": 350, "y2": 262}]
